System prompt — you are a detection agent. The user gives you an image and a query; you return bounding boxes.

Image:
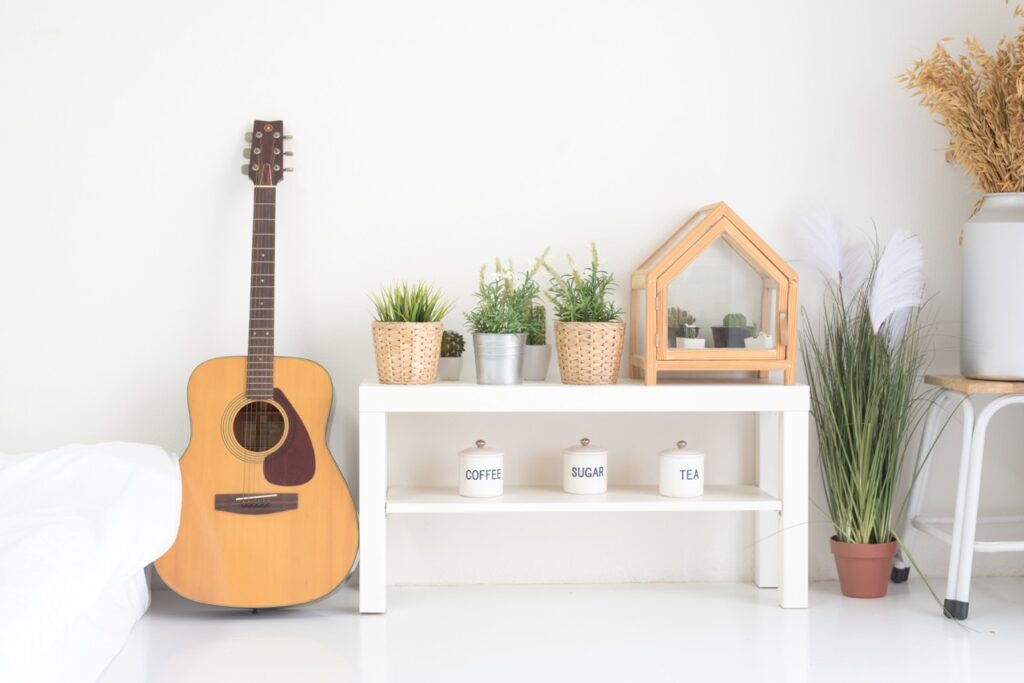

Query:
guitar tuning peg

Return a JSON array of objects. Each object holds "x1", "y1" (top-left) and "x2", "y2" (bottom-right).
[
  {"x1": 283, "y1": 167, "x2": 294, "y2": 172},
  {"x1": 283, "y1": 134, "x2": 293, "y2": 140},
  {"x1": 243, "y1": 149, "x2": 252, "y2": 158},
  {"x1": 245, "y1": 132, "x2": 253, "y2": 142},
  {"x1": 241, "y1": 164, "x2": 250, "y2": 175},
  {"x1": 283, "y1": 151, "x2": 293, "y2": 156}
]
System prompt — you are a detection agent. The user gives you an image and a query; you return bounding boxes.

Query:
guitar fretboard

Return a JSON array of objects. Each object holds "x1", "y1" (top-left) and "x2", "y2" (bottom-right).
[{"x1": 246, "y1": 186, "x2": 276, "y2": 399}]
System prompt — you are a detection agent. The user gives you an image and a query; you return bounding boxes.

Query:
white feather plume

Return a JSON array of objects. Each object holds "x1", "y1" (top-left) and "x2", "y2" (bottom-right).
[
  {"x1": 869, "y1": 229, "x2": 924, "y2": 336},
  {"x1": 796, "y1": 210, "x2": 871, "y2": 302},
  {"x1": 796, "y1": 210, "x2": 843, "y2": 288}
]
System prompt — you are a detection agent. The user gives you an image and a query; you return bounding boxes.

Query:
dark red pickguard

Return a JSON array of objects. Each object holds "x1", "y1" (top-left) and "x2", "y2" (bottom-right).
[{"x1": 262, "y1": 388, "x2": 316, "y2": 486}]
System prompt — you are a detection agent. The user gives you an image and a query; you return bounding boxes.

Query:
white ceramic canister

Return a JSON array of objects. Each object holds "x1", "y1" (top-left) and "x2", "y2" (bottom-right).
[
  {"x1": 658, "y1": 440, "x2": 705, "y2": 498},
  {"x1": 458, "y1": 440, "x2": 504, "y2": 497},
  {"x1": 562, "y1": 438, "x2": 608, "y2": 494}
]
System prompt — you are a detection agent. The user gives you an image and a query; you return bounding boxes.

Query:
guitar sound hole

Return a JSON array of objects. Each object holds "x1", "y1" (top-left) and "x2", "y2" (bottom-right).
[{"x1": 233, "y1": 401, "x2": 286, "y2": 452}]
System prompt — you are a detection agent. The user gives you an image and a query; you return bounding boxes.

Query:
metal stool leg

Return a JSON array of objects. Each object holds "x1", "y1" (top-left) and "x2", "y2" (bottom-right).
[
  {"x1": 946, "y1": 395, "x2": 1024, "y2": 620},
  {"x1": 943, "y1": 398, "x2": 975, "y2": 617},
  {"x1": 893, "y1": 391, "x2": 954, "y2": 583}
]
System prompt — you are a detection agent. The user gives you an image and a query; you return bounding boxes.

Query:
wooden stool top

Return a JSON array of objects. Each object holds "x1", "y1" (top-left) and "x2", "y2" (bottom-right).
[{"x1": 926, "y1": 374, "x2": 1024, "y2": 395}]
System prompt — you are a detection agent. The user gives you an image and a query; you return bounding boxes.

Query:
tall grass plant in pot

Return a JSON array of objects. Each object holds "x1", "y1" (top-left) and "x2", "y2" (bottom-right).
[
  {"x1": 903, "y1": 6, "x2": 1024, "y2": 379},
  {"x1": 543, "y1": 244, "x2": 625, "y2": 385},
  {"x1": 465, "y1": 259, "x2": 542, "y2": 385},
  {"x1": 800, "y1": 216, "x2": 930, "y2": 598},
  {"x1": 370, "y1": 282, "x2": 453, "y2": 384}
]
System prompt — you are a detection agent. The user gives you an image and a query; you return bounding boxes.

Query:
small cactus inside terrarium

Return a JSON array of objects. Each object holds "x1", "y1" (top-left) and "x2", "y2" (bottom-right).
[
  {"x1": 722, "y1": 312, "x2": 748, "y2": 327},
  {"x1": 441, "y1": 330, "x2": 465, "y2": 358},
  {"x1": 667, "y1": 307, "x2": 695, "y2": 328},
  {"x1": 526, "y1": 304, "x2": 547, "y2": 345}
]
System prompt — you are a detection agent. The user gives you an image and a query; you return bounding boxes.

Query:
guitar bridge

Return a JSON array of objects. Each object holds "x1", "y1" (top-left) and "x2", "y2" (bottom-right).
[{"x1": 214, "y1": 493, "x2": 298, "y2": 515}]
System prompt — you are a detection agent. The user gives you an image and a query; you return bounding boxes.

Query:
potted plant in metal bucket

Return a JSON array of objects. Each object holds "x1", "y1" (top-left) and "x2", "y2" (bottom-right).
[
  {"x1": 465, "y1": 258, "x2": 542, "y2": 385},
  {"x1": 542, "y1": 244, "x2": 625, "y2": 385},
  {"x1": 522, "y1": 304, "x2": 552, "y2": 381},
  {"x1": 370, "y1": 281, "x2": 454, "y2": 384},
  {"x1": 800, "y1": 215, "x2": 930, "y2": 598},
  {"x1": 438, "y1": 330, "x2": 465, "y2": 381}
]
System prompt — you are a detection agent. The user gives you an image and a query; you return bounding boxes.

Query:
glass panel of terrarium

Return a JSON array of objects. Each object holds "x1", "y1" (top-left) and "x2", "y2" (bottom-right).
[
  {"x1": 634, "y1": 287, "x2": 646, "y2": 355},
  {"x1": 664, "y1": 238, "x2": 778, "y2": 350}
]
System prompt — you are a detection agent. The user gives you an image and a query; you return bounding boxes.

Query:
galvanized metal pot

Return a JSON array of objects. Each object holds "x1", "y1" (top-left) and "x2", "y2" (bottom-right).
[{"x1": 473, "y1": 333, "x2": 526, "y2": 385}]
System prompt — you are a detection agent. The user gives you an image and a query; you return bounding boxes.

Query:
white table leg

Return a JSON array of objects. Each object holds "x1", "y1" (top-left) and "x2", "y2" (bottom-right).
[
  {"x1": 359, "y1": 411, "x2": 388, "y2": 614},
  {"x1": 893, "y1": 391, "x2": 955, "y2": 580},
  {"x1": 755, "y1": 411, "x2": 780, "y2": 588},
  {"x1": 779, "y1": 410, "x2": 809, "y2": 608}
]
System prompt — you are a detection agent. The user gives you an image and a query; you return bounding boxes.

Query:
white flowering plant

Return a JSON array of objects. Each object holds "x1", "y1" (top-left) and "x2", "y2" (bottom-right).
[
  {"x1": 465, "y1": 256, "x2": 545, "y2": 335},
  {"x1": 542, "y1": 243, "x2": 623, "y2": 322}
]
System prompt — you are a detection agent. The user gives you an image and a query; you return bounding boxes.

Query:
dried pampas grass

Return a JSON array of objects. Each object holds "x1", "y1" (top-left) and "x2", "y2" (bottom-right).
[{"x1": 902, "y1": 2, "x2": 1024, "y2": 194}]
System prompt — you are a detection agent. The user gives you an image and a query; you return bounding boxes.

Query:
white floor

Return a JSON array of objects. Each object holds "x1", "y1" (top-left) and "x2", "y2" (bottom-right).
[{"x1": 100, "y1": 578, "x2": 1024, "y2": 683}]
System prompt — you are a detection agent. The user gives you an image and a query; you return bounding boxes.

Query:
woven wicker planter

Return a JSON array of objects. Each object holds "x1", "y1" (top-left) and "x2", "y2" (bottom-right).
[
  {"x1": 553, "y1": 321, "x2": 626, "y2": 385},
  {"x1": 371, "y1": 321, "x2": 443, "y2": 384}
]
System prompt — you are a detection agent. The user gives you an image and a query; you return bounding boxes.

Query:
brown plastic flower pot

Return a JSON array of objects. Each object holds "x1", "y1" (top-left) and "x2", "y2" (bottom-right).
[{"x1": 830, "y1": 536, "x2": 898, "y2": 598}]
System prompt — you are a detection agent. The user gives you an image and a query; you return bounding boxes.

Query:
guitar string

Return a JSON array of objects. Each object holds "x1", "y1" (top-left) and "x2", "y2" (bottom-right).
[
  {"x1": 264, "y1": 179, "x2": 276, "y2": 483},
  {"x1": 260, "y1": 181, "x2": 268, "y2": 488}
]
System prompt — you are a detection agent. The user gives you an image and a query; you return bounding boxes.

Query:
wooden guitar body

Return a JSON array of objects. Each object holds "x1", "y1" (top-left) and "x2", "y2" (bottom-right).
[{"x1": 155, "y1": 356, "x2": 358, "y2": 608}]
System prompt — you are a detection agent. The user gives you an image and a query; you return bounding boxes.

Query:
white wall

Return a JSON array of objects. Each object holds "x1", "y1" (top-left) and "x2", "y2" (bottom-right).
[{"x1": 2, "y1": 0, "x2": 1022, "y2": 584}]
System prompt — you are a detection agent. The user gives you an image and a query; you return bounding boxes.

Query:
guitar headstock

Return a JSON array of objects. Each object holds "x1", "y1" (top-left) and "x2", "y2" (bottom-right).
[{"x1": 242, "y1": 120, "x2": 292, "y2": 185}]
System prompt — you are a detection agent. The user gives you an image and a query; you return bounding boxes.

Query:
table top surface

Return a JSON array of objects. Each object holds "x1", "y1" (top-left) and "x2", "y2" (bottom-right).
[{"x1": 926, "y1": 374, "x2": 1024, "y2": 394}]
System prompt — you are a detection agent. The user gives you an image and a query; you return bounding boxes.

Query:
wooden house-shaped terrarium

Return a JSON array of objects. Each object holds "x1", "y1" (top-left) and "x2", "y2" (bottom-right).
[{"x1": 630, "y1": 202, "x2": 798, "y2": 385}]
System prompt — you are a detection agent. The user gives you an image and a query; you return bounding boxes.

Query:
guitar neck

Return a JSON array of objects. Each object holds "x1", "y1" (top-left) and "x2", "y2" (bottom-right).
[{"x1": 246, "y1": 185, "x2": 276, "y2": 398}]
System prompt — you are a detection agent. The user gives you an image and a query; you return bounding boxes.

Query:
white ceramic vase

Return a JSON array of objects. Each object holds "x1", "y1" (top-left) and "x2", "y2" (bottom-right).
[
  {"x1": 962, "y1": 193, "x2": 1024, "y2": 380},
  {"x1": 437, "y1": 356, "x2": 462, "y2": 381},
  {"x1": 678, "y1": 337, "x2": 706, "y2": 349},
  {"x1": 522, "y1": 344, "x2": 551, "y2": 381}
]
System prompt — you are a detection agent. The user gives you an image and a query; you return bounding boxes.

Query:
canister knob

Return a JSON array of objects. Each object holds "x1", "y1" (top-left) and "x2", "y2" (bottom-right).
[
  {"x1": 677, "y1": 440, "x2": 687, "y2": 449},
  {"x1": 476, "y1": 439, "x2": 486, "y2": 448},
  {"x1": 580, "y1": 438, "x2": 590, "y2": 446}
]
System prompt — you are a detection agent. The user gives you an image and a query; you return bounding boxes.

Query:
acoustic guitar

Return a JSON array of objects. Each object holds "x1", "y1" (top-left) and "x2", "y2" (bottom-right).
[{"x1": 155, "y1": 120, "x2": 358, "y2": 608}]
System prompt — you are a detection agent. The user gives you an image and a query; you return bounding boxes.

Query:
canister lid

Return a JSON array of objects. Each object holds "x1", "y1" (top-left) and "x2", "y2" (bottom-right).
[
  {"x1": 564, "y1": 437, "x2": 606, "y2": 454},
  {"x1": 660, "y1": 439, "x2": 704, "y2": 457},
  {"x1": 459, "y1": 439, "x2": 503, "y2": 456}
]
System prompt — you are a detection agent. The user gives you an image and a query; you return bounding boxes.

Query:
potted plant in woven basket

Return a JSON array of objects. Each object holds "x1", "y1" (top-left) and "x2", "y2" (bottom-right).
[
  {"x1": 370, "y1": 282, "x2": 453, "y2": 385},
  {"x1": 799, "y1": 214, "x2": 930, "y2": 599},
  {"x1": 465, "y1": 259, "x2": 542, "y2": 385},
  {"x1": 542, "y1": 244, "x2": 625, "y2": 385},
  {"x1": 438, "y1": 330, "x2": 465, "y2": 381},
  {"x1": 522, "y1": 304, "x2": 551, "y2": 381}
]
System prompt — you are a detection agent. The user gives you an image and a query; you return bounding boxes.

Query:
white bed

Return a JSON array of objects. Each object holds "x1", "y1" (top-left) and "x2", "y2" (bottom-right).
[{"x1": 0, "y1": 443, "x2": 181, "y2": 683}]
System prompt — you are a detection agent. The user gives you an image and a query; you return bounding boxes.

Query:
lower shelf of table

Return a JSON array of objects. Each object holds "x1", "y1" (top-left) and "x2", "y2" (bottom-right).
[{"x1": 385, "y1": 484, "x2": 781, "y2": 514}]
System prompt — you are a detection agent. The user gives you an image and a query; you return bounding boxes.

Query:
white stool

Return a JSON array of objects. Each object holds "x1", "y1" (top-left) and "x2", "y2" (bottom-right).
[{"x1": 892, "y1": 374, "x2": 1024, "y2": 620}]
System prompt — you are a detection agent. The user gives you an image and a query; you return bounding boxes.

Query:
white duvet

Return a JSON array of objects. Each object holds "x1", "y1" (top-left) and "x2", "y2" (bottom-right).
[{"x1": 0, "y1": 443, "x2": 181, "y2": 683}]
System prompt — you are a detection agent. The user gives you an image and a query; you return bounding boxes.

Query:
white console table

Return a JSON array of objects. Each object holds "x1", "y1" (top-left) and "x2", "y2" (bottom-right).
[{"x1": 358, "y1": 379, "x2": 809, "y2": 613}]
